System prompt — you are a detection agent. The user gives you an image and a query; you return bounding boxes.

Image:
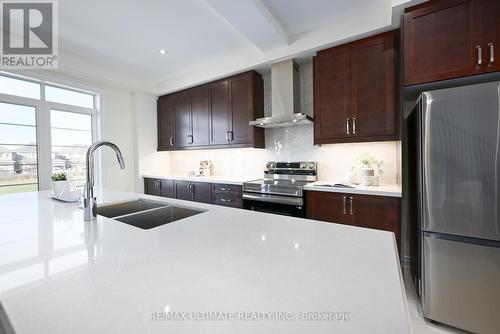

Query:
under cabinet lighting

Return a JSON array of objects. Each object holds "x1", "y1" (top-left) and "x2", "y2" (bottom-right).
[{"x1": 159, "y1": 49, "x2": 167, "y2": 55}]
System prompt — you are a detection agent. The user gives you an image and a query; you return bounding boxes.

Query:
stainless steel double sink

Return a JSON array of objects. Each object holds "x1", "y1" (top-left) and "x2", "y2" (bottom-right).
[{"x1": 96, "y1": 198, "x2": 205, "y2": 229}]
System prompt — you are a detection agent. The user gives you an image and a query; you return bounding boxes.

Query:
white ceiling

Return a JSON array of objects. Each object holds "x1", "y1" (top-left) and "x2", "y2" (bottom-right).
[
  {"x1": 54, "y1": 0, "x2": 423, "y2": 94},
  {"x1": 262, "y1": 0, "x2": 368, "y2": 37}
]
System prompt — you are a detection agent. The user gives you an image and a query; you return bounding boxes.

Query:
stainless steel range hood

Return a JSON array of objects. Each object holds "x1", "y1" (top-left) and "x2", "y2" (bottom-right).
[{"x1": 250, "y1": 59, "x2": 313, "y2": 128}]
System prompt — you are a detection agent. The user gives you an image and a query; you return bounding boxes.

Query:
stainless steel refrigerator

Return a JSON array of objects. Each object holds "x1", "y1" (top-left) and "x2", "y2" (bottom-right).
[{"x1": 409, "y1": 82, "x2": 500, "y2": 333}]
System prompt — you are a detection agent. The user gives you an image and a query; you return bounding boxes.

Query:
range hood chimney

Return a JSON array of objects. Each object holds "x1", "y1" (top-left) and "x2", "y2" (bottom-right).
[{"x1": 249, "y1": 59, "x2": 313, "y2": 128}]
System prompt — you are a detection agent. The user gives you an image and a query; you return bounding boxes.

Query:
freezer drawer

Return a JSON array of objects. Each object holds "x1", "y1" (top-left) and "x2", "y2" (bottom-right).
[{"x1": 423, "y1": 234, "x2": 500, "y2": 333}]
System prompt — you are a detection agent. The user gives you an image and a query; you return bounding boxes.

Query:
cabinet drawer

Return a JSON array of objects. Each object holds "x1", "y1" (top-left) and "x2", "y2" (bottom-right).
[
  {"x1": 212, "y1": 183, "x2": 242, "y2": 195},
  {"x1": 212, "y1": 193, "x2": 242, "y2": 208}
]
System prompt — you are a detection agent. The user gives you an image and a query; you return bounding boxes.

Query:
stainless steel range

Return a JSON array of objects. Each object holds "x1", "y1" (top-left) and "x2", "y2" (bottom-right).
[{"x1": 242, "y1": 161, "x2": 317, "y2": 217}]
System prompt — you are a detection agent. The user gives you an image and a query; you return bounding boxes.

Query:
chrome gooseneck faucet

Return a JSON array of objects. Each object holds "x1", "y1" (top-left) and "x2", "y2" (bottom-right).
[{"x1": 84, "y1": 141, "x2": 125, "y2": 221}]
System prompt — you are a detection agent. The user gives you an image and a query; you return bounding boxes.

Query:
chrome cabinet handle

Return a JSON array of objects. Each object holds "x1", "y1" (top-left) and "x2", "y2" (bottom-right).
[
  {"x1": 476, "y1": 45, "x2": 482, "y2": 68},
  {"x1": 187, "y1": 135, "x2": 193, "y2": 144},
  {"x1": 229, "y1": 131, "x2": 234, "y2": 142},
  {"x1": 169, "y1": 136, "x2": 173, "y2": 146},
  {"x1": 346, "y1": 118, "x2": 350, "y2": 135},
  {"x1": 225, "y1": 131, "x2": 230, "y2": 142},
  {"x1": 219, "y1": 187, "x2": 230, "y2": 191},
  {"x1": 349, "y1": 196, "x2": 354, "y2": 215},
  {"x1": 352, "y1": 117, "x2": 356, "y2": 135},
  {"x1": 220, "y1": 198, "x2": 231, "y2": 202},
  {"x1": 488, "y1": 43, "x2": 495, "y2": 67},
  {"x1": 342, "y1": 196, "x2": 347, "y2": 214}
]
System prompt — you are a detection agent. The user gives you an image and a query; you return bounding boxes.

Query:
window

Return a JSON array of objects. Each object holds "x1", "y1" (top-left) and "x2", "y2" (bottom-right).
[
  {"x1": 0, "y1": 76, "x2": 40, "y2": 99},
  {"x1": 45, "y1": 85, "x2": 94, "y2": 109},
  {"x1": 0, "y1": 73, "x2": 98, "y2": 195},
  {"x1": 51, "y1": 110, "x2": 92, "y2": 187},
  {"x1": 0, "y1": 103, "x2": 38, "y2": 195}
]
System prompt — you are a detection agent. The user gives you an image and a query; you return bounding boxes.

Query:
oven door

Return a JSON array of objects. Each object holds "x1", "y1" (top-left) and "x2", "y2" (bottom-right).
[{"x1": 242, "y1": 193, "x2": 305, "y2": 218}]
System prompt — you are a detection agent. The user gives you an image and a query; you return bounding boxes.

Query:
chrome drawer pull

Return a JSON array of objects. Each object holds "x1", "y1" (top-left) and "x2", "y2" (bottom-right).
[
  {"x1": 342, "y1": 196, "x2": 347, "y2": 214},
  {"x1": 349, "y1": 196, "x2": 354, "y2": 215},
  {"x1": 346, "y1": 118, "x2": 350, "y2": 135},
  {"x1": 220, "y1": 198, "x2": 231, "y2": 202},
  {"x1": 352, "y1": 117, "x2": 356, "y2": 135}
]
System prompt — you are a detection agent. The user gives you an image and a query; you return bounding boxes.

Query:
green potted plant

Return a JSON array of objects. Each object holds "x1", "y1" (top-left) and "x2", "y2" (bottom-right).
[
  {"x1": 51, "y1": 172, "x2": 68, "y2": 197},
  {"x1": 356, "y1": 153, "x2": 384, "y2": 186}
]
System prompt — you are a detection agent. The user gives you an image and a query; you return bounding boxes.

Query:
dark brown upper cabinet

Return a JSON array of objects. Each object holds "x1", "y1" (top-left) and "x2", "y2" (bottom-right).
[
  {"x1": 209, "y1": 79, "x2": 231, "y2": 145},
  {"x1": 228, "y1": 72, "x2": 264, "y2": 146},
  {"x1": 173, "y1": 90, "x2": 192, "y2": 148},
  {"x1": 313, "y1": 30, "x2": 397, "y2": 144},
  {"x1": 484, "y1": 0, "x2": 500, "y2": 73},
  {"x1": 403, "y1": 0, "x2": 500, "y2": 86},
  {"x1": 158, "y1": 71, "x2": 264, "y2": 151},
  {"x1": 157, "y1": 96, "x2": 174, "y2": 150},
  {"x1": 190, "y1": 85, "x2": 210, "y2": 146}
]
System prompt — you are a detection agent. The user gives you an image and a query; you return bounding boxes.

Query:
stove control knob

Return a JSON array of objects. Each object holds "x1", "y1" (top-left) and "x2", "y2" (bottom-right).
[
  {"x1": 300, "y1": 162, "x2": 306, "y2": 168},
  {"x1": 308, "y1": 162, "x2": 315, "y2": 169}
]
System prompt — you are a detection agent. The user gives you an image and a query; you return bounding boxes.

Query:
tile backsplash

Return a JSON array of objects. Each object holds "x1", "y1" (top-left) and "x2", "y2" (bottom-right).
[{"x1": 169, "y1": 125, "x2": 400, "y2": 184}]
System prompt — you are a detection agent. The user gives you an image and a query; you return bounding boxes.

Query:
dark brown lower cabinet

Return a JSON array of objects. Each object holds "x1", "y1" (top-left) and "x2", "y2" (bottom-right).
[
  {"x1": 192, "y1": 182, "x2": 212, "y2": 204},
  {"x1": 173, "y1": 180, "x2": 212, "y2": 204},
  {"x1": 306, "y1": 191, "x2": 401, "y2": 249},
  {"x1": 144, "y1": 178, "x2": 244, "y2": 208},
  {"x1": 174, "y1": 181, "x2": 193, "y2": 201},
  {"x1": 212, "y1": 183, "x2": 242, "y2": 208},
  {"x1": 144, "y1": 178, "x2": 174, "y2": 198},
  {"x1": 144, "y1": 178, "x2": 161, "y2": 197},
  {"x1": 160, "y1": 179, "x2": 174, "y2": 198}
]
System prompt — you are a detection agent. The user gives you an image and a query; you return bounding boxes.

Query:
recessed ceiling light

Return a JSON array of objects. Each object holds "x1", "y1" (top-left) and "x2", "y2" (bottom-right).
[{"x1": 159, "y1": 49, "x2": 167, "y2": 55}]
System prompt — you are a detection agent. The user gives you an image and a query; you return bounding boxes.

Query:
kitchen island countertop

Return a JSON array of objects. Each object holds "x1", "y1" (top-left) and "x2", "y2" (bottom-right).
[{"x1": 0, "y1": 189, "x2": 409, "y2": 334}]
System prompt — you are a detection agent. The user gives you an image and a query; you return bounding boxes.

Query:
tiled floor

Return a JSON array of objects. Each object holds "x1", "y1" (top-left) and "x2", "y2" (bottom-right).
[{"x1": 403, "y1": 269, "x2": 468, "y2": 334}]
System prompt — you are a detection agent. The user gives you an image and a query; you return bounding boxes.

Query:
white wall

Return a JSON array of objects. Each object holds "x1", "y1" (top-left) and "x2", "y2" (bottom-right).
[{"x1": 132, "y1": 92, "x2": 171, "y2": 192}]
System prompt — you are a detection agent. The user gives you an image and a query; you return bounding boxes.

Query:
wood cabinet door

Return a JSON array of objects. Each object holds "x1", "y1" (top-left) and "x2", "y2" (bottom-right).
[
  {"x1": 350, "y1": 31, "x2": 396, "y2": 139},
  {"x1": 484, "y1": 0, "x2": 500, "y2": 73},
  {"x1": 174, "y1": 181, "x2": 193, "y2": 201},
  {"x1": 160, "y1": 179, "x2": 174, "y2": 198},
  {"x1": 351, "y1": 195, "x2": 401, "y2": 248},
  {"x1": 191, "y1": 86, "x2": 210, "y2": 146},
  {"x1": 157, "y1": 96, "x2": 174, "y2": 150},
  {"x1": 229, "y1": 73, "x2": 252, "y2": 145},
  {"x1": 403, "y1": 0, "x2": 484, "y2": 85},
  {"x1": 144, "y1": 178, "x2": 161, "y2": 196},
  {"x1": 313, "y1": 46, "x2": 351, "y2": 144},
  {"x1": 209, "y1": 80, "x2": 231, "y2": 145},
  {"x1": 306, "y1": 191, "x2": 354, "y2": 225},
  {"x1": 192, "y1": 182, "x2": 212, "y2": 204},
  {"x1": 173, "y1": 91, "x2": 191, "y2": 148}
]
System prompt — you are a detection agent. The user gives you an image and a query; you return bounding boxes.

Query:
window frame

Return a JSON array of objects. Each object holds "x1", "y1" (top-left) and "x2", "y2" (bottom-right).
[{"x1": 0, "y1": 71, "x2": 100, "y2": 193}]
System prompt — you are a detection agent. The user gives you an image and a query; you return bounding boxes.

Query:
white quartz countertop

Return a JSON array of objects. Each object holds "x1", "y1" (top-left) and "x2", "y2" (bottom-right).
[
  {"x1": 0, "y1": 189, "x2": 410, "y2": 334},
  {"x1": 142, "y1": 174, "x2": 260, "y2": 185},
  {"x1": 304, "y1": 182, "x2": 402, "y2": 197}
]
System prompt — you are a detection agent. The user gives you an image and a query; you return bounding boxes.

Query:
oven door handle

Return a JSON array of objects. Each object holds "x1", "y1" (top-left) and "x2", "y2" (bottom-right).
[{"x1": 242, "y1": 193, "x2": 303, "y2": 206}]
